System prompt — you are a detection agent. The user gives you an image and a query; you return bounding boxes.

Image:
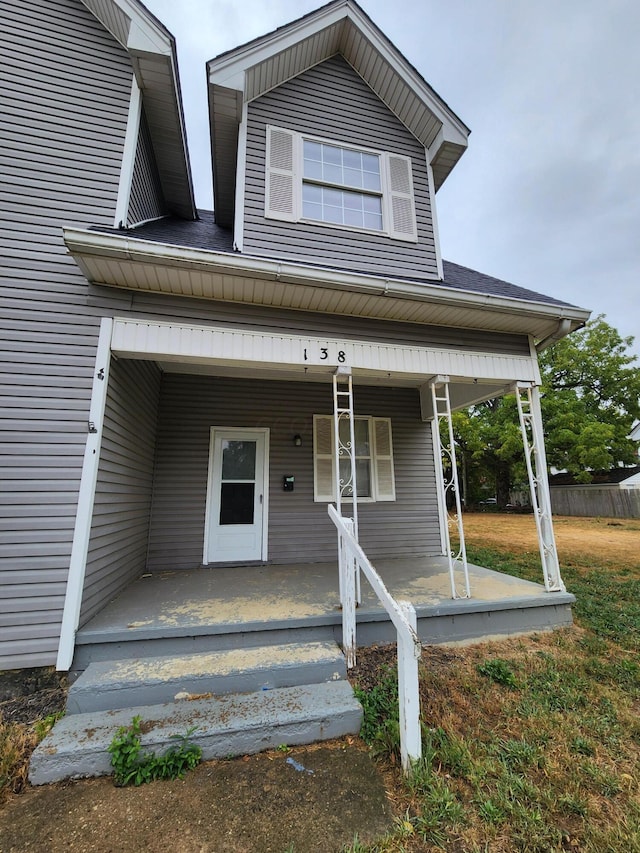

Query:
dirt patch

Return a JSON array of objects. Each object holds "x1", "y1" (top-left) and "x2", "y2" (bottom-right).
[
  {"x1": 463, "y1": 512, "x2": 640, "y2": 566},
  {"x1": 0, "y1": 739, "x2": 393, "y2": 853}
]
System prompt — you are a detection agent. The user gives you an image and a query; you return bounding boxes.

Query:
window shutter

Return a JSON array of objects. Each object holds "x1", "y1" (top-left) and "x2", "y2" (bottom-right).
[
  {"x1": 313, "y1": 415, "x2": 334, "y2": 501},
  {"x1": 385, "y1": 153, "x2": 417, "y2": 242},
  {"x1": 265, "y1": 126, "x2": 297, "y2": 221},
  {"x1": 372, "y1": 418, "x2": 396, "y2": 501}
]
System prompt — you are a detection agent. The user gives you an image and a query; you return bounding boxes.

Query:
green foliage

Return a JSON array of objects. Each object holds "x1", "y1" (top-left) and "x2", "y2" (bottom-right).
[
  {"x1": 539, "y1": 315, "x2": 640, "y2": 479},
  {"x1": 477, "y1": 658, "x2": 519, "y2": 689},
  {"x1": 353, "y1": 668, "x2": 400, "y2": 760},
  {"x1": 33, "y1": 711, "x2": 64, "y2": 741},
  {"x1": 421, "y1": 725, "x2": 472, "y2": 777},
  {"x1": 494, "y1": 738, "x2": 544, "y2": 773},
  {"x1": 411, "y1": 775, "x2": 465, "y2": 847},
  {"x1": 107, "y1": 715, "x2": 201, "y2": 786},
  {"x1": 452, "y1": 316, "x2": 640, "y2": 497}
]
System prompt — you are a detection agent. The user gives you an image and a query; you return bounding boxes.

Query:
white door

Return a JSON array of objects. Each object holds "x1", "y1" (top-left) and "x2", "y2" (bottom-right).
[{"x1": 205, "y1": 429, "x2": 268, "y2": 563}]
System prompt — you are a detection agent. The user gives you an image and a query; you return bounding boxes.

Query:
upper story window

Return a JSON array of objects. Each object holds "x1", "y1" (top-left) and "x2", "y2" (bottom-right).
[
  {"x1": 302, "y1": 141, "x2": 383, "y2": 231},
  {"x1": 265, "y1": 126, "x2": 417, "y2": 242}
]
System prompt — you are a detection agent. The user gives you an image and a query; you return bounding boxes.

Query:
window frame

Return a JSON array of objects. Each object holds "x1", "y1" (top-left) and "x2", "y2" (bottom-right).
[
  {"x1": 301, "y1": 138, "x2": 385, "y2": 233},
  {"x1": 313, "y1": 414, "x2": 396, "y2": 503},
  {"x1": 265, "y1": 126, "x2": 418, "y2": 243}
]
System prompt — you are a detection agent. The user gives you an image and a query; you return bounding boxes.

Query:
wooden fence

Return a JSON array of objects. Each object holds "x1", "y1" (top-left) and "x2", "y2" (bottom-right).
[{"x1": 550, "y1": 486, "x2": 640, "y2": 518}]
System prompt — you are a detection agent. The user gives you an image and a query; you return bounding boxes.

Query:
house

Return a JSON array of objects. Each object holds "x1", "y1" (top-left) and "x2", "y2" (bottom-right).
[{"x1": 2, "y1": 0, "x2": 591, "y2": 698}]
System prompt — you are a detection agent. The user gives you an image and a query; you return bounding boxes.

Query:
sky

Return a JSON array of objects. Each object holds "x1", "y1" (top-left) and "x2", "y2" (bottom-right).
[{"x1": 144, "y1": 0, "x2": 639, "y2": 356}]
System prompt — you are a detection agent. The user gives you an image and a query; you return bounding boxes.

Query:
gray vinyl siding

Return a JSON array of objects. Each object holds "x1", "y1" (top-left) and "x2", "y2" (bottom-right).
[
  {"x1": 80, "y1": 359, "x2": 161, "y2": 626},
  {"x1": 99, "y1": 288, "x2": 532, "y2": 357},
  {"x1": 0, "y1": 0, "x2": 132, "y2": 668},
  {"x1": 127, "y1": 108, "x2": 167, "y2": 226},
  {"x1": 243, "y1": 55, "x2": 439, "y2": 280},
  {"x1": 147, "y1": 375, "x2": 438, "y2": 571}
]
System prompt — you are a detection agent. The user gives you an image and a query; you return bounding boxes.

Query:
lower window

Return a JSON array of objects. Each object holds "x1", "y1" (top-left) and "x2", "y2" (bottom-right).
[{"x1": 313, "y1": 415, "x2": 395, "y2": 502}]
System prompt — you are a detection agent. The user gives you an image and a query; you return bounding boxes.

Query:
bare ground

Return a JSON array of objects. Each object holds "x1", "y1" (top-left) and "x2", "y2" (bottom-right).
[
  {"x1": 463, "y1": 512, "x2": 640, "y2": 566},
  {"x1": 0, "y1": 738, "x2": 394, "y2": 853}
]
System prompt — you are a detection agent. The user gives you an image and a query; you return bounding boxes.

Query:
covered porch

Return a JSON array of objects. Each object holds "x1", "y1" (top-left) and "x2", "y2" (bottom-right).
[
  {"x1": 71, "y1": 556, "x2": 574, "y2": 671},
  {"x1": 57, "y1": 312, "x2": 570, "y2": 671}
]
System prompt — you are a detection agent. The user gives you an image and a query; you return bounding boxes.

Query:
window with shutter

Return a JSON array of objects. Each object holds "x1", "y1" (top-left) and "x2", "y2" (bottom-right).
[
  {"x1": 385, "y1": 154, "x2": 417, "y2": 241},
  {"x1": 265, "y1": 126, "x2": 297, "y2": 221},
  {"x1": 265, "y1": 127, "x2": 417, "y2": 242},
  {"x1": 313, "y1": 415, "x2": 396, "y2": 503}
]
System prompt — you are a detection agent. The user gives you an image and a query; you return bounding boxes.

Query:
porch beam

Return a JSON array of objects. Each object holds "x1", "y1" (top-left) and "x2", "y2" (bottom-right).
[{"x1": 514, "y1": 383, "x2": 564, "y2": 592}]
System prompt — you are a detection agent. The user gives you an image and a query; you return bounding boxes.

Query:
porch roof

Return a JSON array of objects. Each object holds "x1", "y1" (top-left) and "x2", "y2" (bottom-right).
[{"x1": 65, "y1": 215, "x2": 590, "y2": 347}]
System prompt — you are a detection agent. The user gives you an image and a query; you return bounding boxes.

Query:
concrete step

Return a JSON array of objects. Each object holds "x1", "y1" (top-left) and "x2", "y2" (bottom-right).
[
  {"x1": 29, "y1": 681, "x2": 363, "y2": 785},
  {"x1": 72, "y1": 623, "x2": 341, "y2": 669},
  {"x1": 66, "y1": 641, "x2": 347, "y2": 714}
]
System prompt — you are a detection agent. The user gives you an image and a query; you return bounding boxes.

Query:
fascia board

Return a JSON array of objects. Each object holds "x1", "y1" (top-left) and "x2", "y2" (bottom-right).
[
  {"x1": 207, "y1": 1, "x2": 468, "y2": 145},
  {"x1": 207, "y1": 3, "x2": 351, "y2": 90},
  {"x1": 63, "y1": 226, "x2": 591, "y2": 330},
  {"x1": 342, "y1": 10, "x2": 469, "y2": 144},
  {"x1": 81, "y1": 0, "x2": 171, "y2": 54},
  {"x1": 127, "y1": 20, "x2": 172, "y2": 56}
]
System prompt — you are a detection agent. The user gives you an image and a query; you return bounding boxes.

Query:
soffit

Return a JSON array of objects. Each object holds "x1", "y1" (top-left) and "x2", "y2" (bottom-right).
[
  {"x1": 207, "y1": 0, "x2": 470, "y2": 223},
  {"x1": 81, "y1": 0, "x2": 196, "y2": 219},
  {"x1": 65, "y1": 228, "x2": 589, "y2": 344}
]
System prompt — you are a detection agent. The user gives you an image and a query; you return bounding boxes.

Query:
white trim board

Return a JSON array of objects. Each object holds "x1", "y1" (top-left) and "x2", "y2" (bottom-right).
[
  {"x1": 56, "y1": 318, "x2": 113, "y2": 671},
  {"x1": 110, "y1": 316, "x2": 541, "y2": 385}
]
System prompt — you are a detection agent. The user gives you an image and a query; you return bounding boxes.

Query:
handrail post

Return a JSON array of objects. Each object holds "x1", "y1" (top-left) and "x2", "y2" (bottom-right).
[
  {"x1": 342, "y1": 533, "x2": 357, "y2": 669},
  {"x1": 329, "y1": 504, "x2": 422, "y2": 770},
  {"x1": 397, "y1": 601, "x2": 422, "y2": 771}
]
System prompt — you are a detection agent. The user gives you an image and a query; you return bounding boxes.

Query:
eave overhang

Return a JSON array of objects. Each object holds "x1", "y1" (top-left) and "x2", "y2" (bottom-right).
[
  {"x1": 207, "y1": 0, "x2": 470, "y2": 228},
  {"x1": 81, "y1": 0, "x2": 197, "y2": 219},
  {"x1": 64, "y1": 227, "x2": 590, "y2": 345}
]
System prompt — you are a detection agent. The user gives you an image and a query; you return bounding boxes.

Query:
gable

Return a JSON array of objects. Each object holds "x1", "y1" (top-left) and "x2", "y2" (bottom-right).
[
  {"x1": 242, "y1": 56, "x2": 439, "y2": 280},
  {"x1": 208, "y1": 0, "x2": 469, "y2": 229}
]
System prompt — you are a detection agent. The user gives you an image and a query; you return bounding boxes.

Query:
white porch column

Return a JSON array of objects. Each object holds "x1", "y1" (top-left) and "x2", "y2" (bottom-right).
[
  {"x1": 56, "y1": 318, "x2": 113, "y2": 670},
  {"x1": 429, "y1": 376, "x2": 470, "y2": 599},
  {"x1": 514, "y1": 383, "x2": 565, "y2": 592}
]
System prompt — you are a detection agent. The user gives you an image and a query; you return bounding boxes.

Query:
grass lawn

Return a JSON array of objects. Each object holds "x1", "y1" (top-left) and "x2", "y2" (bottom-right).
[{"x1": 348, "y1": 514, "x2": 640, "y2": 853}]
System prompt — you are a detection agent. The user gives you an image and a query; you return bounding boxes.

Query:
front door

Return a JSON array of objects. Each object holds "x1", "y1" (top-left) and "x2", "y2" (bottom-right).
[{"x1": 205, "y1": 428, "x2": 268, "y2": 563}]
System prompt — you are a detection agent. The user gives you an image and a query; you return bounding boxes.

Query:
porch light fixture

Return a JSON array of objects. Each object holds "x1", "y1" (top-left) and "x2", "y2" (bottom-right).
[{"x1": 293, "y1": 434, "x2": 302, "y2": 447}]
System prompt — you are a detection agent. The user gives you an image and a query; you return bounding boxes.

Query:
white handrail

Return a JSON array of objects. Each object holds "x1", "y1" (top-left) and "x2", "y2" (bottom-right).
[{"x1": 328, "y1": 504, "x2": 422, "y2": 771}]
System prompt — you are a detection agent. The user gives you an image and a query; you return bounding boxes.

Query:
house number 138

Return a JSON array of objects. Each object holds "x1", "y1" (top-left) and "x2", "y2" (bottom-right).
[{"x1": 303, "y1": 347, "x2": 346, "y2": 363}]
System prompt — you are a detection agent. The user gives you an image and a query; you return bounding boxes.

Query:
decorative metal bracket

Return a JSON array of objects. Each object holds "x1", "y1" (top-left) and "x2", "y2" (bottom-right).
[
  {"x1": 430, "y1": 376, "x2": 470, "y2": 599},
  {"x1": 514, "y1": 383, "x2": 564, "y2": 591}
]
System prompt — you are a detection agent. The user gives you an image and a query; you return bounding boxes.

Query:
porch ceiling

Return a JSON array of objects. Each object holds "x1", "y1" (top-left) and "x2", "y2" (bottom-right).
[
  {"x1": 64, "y1": 227, "x2": 589, "y2": 344},
  {"x1": 155, "y1": 362, "x2": 517, "y2": 407}
]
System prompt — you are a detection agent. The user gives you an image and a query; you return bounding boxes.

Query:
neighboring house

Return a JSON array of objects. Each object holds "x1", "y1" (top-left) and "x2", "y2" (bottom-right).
[
  {"x1": 549, "y1": 467, "x2": 640, "y2": 519},
  {"x1": 630, "y1": 422, "x2": 640, "y2": 456},
  {"x1": 0, "y1": 0, "x2": 591, "y2": 674}
]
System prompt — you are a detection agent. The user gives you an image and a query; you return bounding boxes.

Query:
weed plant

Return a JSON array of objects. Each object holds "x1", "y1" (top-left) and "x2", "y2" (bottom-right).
[{"x1": 108, "y1": 715, "x2": 201, "y2": 786}]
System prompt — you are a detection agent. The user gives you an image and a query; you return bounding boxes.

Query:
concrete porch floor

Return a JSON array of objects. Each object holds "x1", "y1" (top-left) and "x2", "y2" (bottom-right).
[{"x1": 75, "y1": 556, "x2": 575, "y2": 662}]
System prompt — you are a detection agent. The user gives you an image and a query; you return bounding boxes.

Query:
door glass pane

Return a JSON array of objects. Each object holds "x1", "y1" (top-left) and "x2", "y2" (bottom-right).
[
  {"x1": 221, "y1": 441, "x2": 256, "y2": 480},
  {"x1": 220, "y1": 483, "x2": 255, "y2": 525}
]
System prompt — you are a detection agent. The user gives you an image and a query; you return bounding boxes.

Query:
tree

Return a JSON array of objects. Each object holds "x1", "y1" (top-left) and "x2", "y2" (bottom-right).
[
  {"x1": 538, "y1": 316, "x2": 640, "y2": 481},
  {"x1": 452, "y1": 316, "x2": 640, "y2": 501}
]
